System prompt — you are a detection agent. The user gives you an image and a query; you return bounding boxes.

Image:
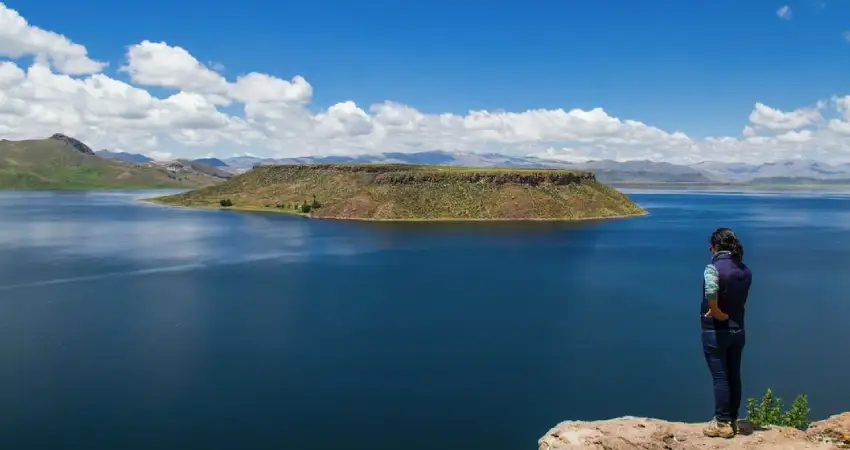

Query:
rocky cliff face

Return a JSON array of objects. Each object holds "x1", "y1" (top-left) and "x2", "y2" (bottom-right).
[
  {"x1": 50, "y1": 133, "x2": 95, "y2": 156},
  {"x1": 538, "y1": 413, "x2": 850, "y2": 449}
]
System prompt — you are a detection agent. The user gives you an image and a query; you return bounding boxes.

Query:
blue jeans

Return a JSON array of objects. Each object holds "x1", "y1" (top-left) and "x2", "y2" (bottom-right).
[{"x1": 702, "y1": 329, "x2": 745, "y2": 421}]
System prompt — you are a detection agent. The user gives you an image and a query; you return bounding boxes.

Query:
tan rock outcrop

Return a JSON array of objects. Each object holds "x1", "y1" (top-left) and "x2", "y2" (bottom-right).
[
  {"x1": 538, "y1": 413, "x2": 850, "y2": 449},
  {"x1": 807, "y1": 413, "x2": 850, "y2": 448}
]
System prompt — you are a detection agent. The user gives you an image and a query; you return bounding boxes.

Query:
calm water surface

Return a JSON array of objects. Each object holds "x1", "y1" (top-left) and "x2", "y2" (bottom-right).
[{"x1": 0, "y1": 189, "x2": 848, "y2": 450}]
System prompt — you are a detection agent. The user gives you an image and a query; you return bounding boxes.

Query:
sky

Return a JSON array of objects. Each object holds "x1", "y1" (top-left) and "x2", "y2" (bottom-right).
[{"x1": 2, "y1": 0, "x2": 850, "y2": 164}]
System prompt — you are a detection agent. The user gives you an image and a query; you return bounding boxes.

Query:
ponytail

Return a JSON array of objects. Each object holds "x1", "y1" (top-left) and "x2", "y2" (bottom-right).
[{"x1": 710, "y1": 227, "x2": 744, "y2": 262}]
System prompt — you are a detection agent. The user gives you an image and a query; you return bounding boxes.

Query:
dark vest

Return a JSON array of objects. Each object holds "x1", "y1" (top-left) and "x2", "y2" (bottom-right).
[{"x1": 701, "y1": 252, "x2": 752, "y2": 331}]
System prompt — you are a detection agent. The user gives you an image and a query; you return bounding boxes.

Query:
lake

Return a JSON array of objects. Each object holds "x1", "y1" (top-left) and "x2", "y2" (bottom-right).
[{"x1": 0, "y1": 189, "x2": 848, "y2": 450}]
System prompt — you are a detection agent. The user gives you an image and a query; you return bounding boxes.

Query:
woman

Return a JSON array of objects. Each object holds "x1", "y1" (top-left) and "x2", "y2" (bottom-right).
[{"x1": 701, "y1": 228, "x2": 752, "y2": 438}]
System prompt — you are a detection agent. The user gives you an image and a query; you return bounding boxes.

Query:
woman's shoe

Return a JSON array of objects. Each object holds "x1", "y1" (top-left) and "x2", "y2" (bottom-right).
[{"x1": 703, "y1": 418, "x2": 735, "y2": 438}]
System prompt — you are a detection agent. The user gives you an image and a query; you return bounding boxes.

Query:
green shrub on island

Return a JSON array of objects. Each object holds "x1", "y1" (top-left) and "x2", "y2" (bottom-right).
[
  {"x1": 301, "y1": 203, "x2": 312, "y2": 213},
  {"x1": 219, "y1": 198, "x2": 233, "y2": 207},
  {"x1": 746, "y1": 388, "x2": 810, "y2": 430}
]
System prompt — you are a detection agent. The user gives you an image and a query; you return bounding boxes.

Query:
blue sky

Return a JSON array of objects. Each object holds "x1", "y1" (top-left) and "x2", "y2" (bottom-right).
[
  {"x1": 2, "y1": 0, "x2": 850, "y2": 163},
  {"x1": 15, "y1": 0, "x2": 847, "y2": 136}
]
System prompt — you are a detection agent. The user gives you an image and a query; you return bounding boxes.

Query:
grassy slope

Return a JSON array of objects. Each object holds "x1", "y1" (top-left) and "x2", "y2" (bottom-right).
[
  {"x1": 0, "y1": 138, "x2": 222, "y2": 189},
  {"x1": 153, "y1": 164, "x2": 647, "y2": 221}
]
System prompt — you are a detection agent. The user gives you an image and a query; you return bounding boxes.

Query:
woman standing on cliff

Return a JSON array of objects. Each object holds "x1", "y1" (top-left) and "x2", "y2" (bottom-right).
[{"x1": 701, "y1": 228, "x2": 752, "y2": 439}]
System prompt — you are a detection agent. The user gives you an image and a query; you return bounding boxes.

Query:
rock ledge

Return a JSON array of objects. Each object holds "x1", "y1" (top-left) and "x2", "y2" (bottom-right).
[{"x1": 538, "y1": 413, "x2": 850, "y2": 449}]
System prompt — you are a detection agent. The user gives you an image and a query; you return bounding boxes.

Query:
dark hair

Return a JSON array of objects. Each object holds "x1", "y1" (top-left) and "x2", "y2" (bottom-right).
[{"x1": 710, "y1": 227, "x2": 744, "y2": 261}]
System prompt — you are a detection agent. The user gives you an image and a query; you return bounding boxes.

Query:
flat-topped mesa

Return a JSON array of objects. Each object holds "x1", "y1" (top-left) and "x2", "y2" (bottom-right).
[{"x1": 152, "y1": 162, "x2": 646, "y2": 221}]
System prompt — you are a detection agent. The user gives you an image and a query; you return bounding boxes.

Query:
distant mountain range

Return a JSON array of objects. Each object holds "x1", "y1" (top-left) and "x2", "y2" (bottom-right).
[
  {"x1": 95, "y1": 149, "x2": 154, "y2": 163},
  {"x1": 193, "y1": 150, "x2": 850, "y2": 185},
  {"x1": 8, "y1": 132, "x2": 845, "y2": 188}
]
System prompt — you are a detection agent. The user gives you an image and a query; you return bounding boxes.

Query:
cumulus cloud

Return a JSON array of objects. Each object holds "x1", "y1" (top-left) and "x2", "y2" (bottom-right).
[
  {"x1": 748, "y1": 102, "x2": 823, "y2": 130},
  {"x1": 777, "y1": 5, "x2": 793, "y2": 20},
  {"x1": 2, "y1": 2, "x2": 850, "y2": 164},
  {"x1": 776, "y1": 130, "x2": 814, "y2": 142},
  {"x1": 122, "y1": 41, "x2": 228, "y2": 96},
  {"x1": 0, "y1": 3, "x2": 105, "y2": 74}
]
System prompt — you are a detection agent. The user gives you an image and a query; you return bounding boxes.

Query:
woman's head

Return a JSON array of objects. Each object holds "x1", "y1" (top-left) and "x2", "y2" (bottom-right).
[{"x1": 710, "y1": 227, "x2": 744, "y2": 261}]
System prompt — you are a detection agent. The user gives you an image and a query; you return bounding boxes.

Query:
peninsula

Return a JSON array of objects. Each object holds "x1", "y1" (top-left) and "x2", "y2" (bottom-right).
[{"x1": 150, "y1": 163, "x2": 647, "y2": 221}]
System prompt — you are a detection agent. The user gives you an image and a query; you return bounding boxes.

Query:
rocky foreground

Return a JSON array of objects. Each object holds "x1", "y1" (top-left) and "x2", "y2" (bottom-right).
[{"x1": 538, "y1": 413, "x2": 850, "y2": 449}]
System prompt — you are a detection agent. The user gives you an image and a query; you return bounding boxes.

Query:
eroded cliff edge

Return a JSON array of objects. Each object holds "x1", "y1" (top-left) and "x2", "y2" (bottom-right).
[{"x1": 538, "y1": 413, "x2": 850, "y2": 449}]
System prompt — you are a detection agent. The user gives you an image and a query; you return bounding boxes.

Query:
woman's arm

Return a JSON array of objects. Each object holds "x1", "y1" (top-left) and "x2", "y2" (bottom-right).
[{"x1": 703, "y1": 264, "x2": 729, "y2": 321}]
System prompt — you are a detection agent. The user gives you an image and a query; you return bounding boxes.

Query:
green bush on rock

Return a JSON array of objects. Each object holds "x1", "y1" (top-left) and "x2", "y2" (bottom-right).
[{"x1": 746, "y1": 388, "x2": 810, "y2": 430}]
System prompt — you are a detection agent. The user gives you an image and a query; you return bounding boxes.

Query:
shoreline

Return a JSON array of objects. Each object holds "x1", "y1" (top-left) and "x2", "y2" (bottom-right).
[
  {"x1": 143, "y1": 199, "x2": 649, "y2": 222},
  {"x1": 311, "y1": 211, "x2": 649, "y2": 222}
]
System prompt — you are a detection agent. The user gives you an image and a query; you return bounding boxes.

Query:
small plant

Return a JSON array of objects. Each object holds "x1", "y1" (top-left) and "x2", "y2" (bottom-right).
[
  {"x1": 746, "y1": 388, "x2": 810, "y2": 430},
  {"x1": 219, "y1": 198, "x2": 233, "y2": 207},
  {"x1": 311, "y1": 194, "x2": 321, "y2": 209},
  {"x1": 300, "y1": 203, "x2": 312, "y2": 213},
  {"x1": 783, "y1": 394, "x2": 812, "y2": 430}
]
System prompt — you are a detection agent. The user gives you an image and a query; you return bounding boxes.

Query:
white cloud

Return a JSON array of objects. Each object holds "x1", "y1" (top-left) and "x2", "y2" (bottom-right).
[
  {"x1": 776, "y1": 130, "x2": 814, "y2": 142},
  {"x1": 777, "y1": 5, "x2": 793, "y2": 20},
  {"x1": 748, "y1": 102, "x2": 823, "y2": 130},
  {"x1": 832, "y1": 95, "x2": 850, "y2": 119},
  {"x1": 0, "y1": 2, "x2": 105, "y2": 74},
  {"x1": 122, "y1": 40, "x2": 228, "y2": 96},
  {"x1": 2, "y1": 2, "x2": 850, "y2": 165},
  {"x1": 148, "y1": 150, "x2": 173, "y2": 161}
]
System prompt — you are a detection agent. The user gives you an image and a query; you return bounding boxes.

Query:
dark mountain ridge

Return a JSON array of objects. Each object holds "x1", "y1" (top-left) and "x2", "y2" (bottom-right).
[
  {"x1": 50, "y1": 133, "x2": 95, "y2": 156},
  {"x1": 96, "y1": 149, "x2": 154, "y2": 163}
]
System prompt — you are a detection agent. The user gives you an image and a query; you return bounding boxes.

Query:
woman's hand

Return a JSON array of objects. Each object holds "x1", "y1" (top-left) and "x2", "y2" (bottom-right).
[{"x1": 704, "y1": 309, "x2": 729, "y2": 321}]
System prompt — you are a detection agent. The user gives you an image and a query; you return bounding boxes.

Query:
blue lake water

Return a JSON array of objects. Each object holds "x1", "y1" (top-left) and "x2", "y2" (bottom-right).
[{"x1": 0, "y1": 189, "x2": 848, "y2": 450}]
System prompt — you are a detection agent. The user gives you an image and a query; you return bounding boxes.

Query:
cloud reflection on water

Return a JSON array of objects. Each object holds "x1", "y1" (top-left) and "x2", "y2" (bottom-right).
[{"x1": 0, "y1": 191, "x2": 316, "y2": 272}]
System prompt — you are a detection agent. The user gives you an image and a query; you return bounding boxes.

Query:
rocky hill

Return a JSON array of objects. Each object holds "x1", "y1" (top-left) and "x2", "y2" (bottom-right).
[
  {"x1": 538, "y1": 413, "x2": 850, "y2": 449},
  {"x1": 0, "y1": 135, "x2": 228, "y2": 189},
  {"x1": 152, "y1": 163, "x2": 646, "y2": 221},
  {"x1": 49, "y1": 133, "x2": 95, "y2": 156}
]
